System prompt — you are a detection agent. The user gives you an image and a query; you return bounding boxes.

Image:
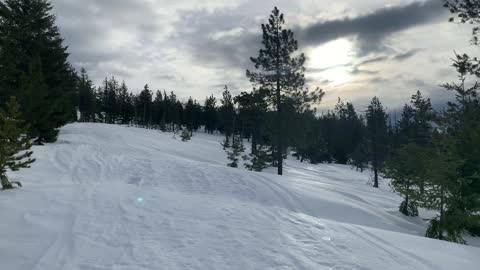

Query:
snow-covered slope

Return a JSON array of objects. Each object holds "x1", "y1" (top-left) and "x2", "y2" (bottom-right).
[{"x1": 0, "y1": 123, "x2": 478, "y2": 270}]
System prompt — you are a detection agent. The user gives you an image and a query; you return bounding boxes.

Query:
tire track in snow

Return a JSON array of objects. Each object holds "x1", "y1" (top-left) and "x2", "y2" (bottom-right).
[
  {"x1": 253, "y1": 173, "x2": 313, "y2": 214},
  {"x1": 341, "y1": 225, "x2": 439, "y2": 269}
]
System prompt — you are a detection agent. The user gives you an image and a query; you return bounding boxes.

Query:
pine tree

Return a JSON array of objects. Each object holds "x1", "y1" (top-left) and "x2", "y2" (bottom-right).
[
  {"x1": 203, "y1": 95, "x2": 217, "y2": 134},
  {"x1": 180, "y1": 128, "x2": 191, "y2": 142},
  {"x1": 220, "y1": 86, "x2": 235, "y2": 144},
  {"x1": 100, "y1": 77, "x2": 119, "y2": 124},
  {"x1": 117, "y1": 82, "x2": 134, "y2": 125},
  {"x1": 383, "y1": 144, "x2": 426, "y2": 216},
  {"x1": 410, "y1": 91, "x2": 435, "y2": 146},
  {"x1": 137, "y1": 85, "x2": 153, "y2": 127},
  {"x1": 235, "y1": 89, "x2": 269, "y2": 155},
  {"x1": 445, "y1": 0, "x2": 480, "y2": 47},
  {"x1": 292, "y1": 111, "x2": 316, "y2": 162},
  {"x1": 18, "y1": 61, "x2": 58, "y2": 143},
  {"x1": 221, "y1": 137, "x2": 231, "y2": 150},
  {"x1": 247, "y1": 7, "x2": 322, "y2": 175},
  {"x1": 172, "y1": 99, "x2": 184, "y2": 132},
  {"x1": 0, "y1": 97, "x2": 35, "y2": 189},
  {"x1": 332, "y1": 99, "x2": 364, "y2": 164},
  {"x1": 434, "y1": 54, "x2": 480, "y2": 240},
  {"x1": 423, "y1": 134, "x2": 470, "y2": 243},
  {"x1": 226, "y1": 135, "x2": 245, "y2": 168},
  {"x1": 0, "y1": 0, "x2": 77, "y2": 143},
  {"x1": 184, "y1": 97, "x2": 196, "y2": 135},
  {"x1": 159, "y1": 90, "x2": 169, "y2": 131},
  {"x1": 77, "y1": 68, "x2": 96, "y2": 122},
  {"x1": 398, "y1": 104, "x2": 415, "y2": 145},
  {"x1": 244, "y1": 144, "x2": 271, "y2": 172},
  {"x1": 366, "y1": 97, "x2": 388, "y2": 188},
  {"x1": 350, "y1": 143, "x2": 368, "y2": 172}
]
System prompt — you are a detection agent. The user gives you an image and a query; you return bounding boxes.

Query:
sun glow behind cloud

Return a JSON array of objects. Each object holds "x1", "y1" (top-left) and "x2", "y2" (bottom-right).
[{"x1": 308, "y1": 39, "x2": 354, "y2": 86}]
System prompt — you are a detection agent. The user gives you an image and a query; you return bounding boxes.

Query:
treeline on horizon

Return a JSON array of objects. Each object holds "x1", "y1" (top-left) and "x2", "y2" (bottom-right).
[{"x1": 0, "y1": 0, "x2": 479, "y2": 244}]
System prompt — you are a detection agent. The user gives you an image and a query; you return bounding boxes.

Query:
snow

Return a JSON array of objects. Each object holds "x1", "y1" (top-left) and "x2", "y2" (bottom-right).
[{"x1": 0, "y1": 123, "x2": 478, "y2": 270}]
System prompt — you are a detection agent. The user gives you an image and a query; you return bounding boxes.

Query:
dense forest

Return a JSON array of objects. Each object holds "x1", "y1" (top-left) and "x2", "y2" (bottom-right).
[{"x1": 0, "y1": 0, "x2": 479, "y2": 244}]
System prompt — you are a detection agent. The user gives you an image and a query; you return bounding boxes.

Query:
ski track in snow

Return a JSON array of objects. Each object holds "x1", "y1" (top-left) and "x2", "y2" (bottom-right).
[{"x1": 0, "y1": 123, "x2": 478, "y2": 270}]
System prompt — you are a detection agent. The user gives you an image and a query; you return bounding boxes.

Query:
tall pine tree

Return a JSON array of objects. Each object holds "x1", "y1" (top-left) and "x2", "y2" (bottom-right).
[
  {"x1": 247, "y1": 7, "x2": 322, "y2": 175},
  {"x1": 0, "y1": 0, "x2": 77, "y2": 143},
  {"x1": 366, "y1": 97, "x2": 388, "y2": 188}
]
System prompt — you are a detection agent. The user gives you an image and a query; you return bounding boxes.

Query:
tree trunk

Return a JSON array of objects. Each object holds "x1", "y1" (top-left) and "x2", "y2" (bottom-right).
[
  {"x1": 405, "y1": 182, "x2": 410, "y2": 210},
  {"x1": 276, "y1": 72, "x2": 283, "y2": 175},
  {"x1": 1, "y1": 174, "x2": 13, "y2": 190},
  {"x1": 275, "y1": 19, "x2": 283, "y2": 176},
  {"x1": 251, "y1": 132, "x2": 257, "y2": 155},
  {"x1": 373, "y1": 144, "x2": 379, "y2": 187},
  {"x1": 373, "y1": 168, "x2": 379, "y2": 188},
  {"x1": 439, "y1": 185, "x2": 445, "y2": 240}
]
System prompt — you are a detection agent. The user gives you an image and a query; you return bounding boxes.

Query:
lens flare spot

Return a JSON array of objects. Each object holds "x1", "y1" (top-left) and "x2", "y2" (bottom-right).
[{"x1": 137, "y1": 197, "x2": 144, "y2": 203}]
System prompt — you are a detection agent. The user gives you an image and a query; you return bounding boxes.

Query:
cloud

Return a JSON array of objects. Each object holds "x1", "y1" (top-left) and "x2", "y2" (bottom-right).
[
  {"x1": 47, "y1": 0, "x2": 462, "y2": 111},
  {"x1": 392, "y1": 49, "x2": 424, "y2": 61},
  {"x1": 357, "y1": 56, "x2": 389, "y2": 66},
  {"x1": 297, "y1": 0, "x2": 447, "y2": 55},
  {"x1": 298, "y1": 0, "x2": 448, "y2": 56},
  {"x1": 308, "y1": 63, "x2": 352, "y2": 73},
  {"x1": 177, "y1": 0, "x2": 447, "y2": 73},
  {"x1": 350, "y1": 67, "x2": 379, "y2": 75}
]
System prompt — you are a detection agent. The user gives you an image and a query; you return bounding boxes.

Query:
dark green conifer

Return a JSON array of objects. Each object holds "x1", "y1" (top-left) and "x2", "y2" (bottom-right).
[{"x1": 0, "y1": 97, "x2": 35, "y2": 189}]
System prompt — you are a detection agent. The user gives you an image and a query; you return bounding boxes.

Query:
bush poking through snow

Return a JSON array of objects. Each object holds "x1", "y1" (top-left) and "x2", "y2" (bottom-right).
[{"x1": 181, "y1": 129, "x2": 191, "y2": 142}]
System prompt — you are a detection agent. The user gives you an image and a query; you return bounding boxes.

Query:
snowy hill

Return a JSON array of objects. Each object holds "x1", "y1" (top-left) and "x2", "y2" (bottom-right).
[{"x1": 0, "y1": 123, "x2": 478, "y2": 270}]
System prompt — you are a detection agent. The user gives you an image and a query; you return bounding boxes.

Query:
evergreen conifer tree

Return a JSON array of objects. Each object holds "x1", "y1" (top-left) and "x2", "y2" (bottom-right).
[
  {"x1": 137, "y1": 85, "x2": 153, "y2": 127},
  {"x1": 220, "y1": 86, "x2": 235, "y2": 144},
  {"x1": 247, "y1": 7, "x2": 322, "y2": 175},
  {"x1": 226, "y1": 135, "x2": 245, "y2": 168},
  {"x1": 423, "y1": 134, "x2": 469, "y2": 243},
  {"x1": 77, "y1": 68, "x2": 96, "y2": 122},
  {"x1": 244, "y1": 144, "x2": 271, "y2": 172},
  {"x1": 184, "y1": 97, "x2": 196, "y2": 135},
  {"x1": 350, "y1": 143, "x2": 368, "y2": 172},
  {"x1": 0, "y1": 0, "x2": 77, "y2": 142},
  {"x1": 383, "y1": 144, "x2": 426, "y2": 216},
  {"x1": 117, "y1": 82, "x2": 134, "y2": 125},
  {"x1": 235, "y1": 89, "x2": 269, "y2": 155},
  {"x1": 204, "y1": 95, "x2": 217, "y2": 134},
  {"x1": 0, "y1": 97, "x2": 35, "y2": 189},
  {"x1": 366, "y1": 97, "x2": 388, "y2": 188}
]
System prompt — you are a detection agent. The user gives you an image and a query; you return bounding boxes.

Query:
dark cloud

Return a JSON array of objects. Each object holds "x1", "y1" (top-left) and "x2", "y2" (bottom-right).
[
  {"x1": 392, "y1": 49, "x2": 424, "y2": 61},
  {"x1": 298, "y1": 0, "x2": 447, "y2": 55},
  {"x1": 351, "y1": 67, "x2": 379, "y2": 75},
  {"x1": 357, "y1": 56, "x2": 389, "y2": 66},
  {"x1": 178, "y1": 0, "x2": 447, "y2": 73},
  {"x1": 174, "y1": 10, "x2": 260, "y2": 70}
]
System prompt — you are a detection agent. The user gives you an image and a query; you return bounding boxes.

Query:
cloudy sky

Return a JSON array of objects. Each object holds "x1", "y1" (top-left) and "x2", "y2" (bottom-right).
[{"x1": 51, "y1": 0, "x2": 475, "y2": 111}]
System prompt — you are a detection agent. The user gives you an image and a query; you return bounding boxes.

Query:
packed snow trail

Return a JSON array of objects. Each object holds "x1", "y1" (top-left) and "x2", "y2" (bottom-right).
[{"x1": 0, "y1": 123, "x2": 478, "y2": 270}]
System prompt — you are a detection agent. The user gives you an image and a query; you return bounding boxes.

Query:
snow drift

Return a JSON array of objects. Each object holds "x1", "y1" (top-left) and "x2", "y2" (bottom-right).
[{"x1": 0, "y1": 123, "x2": 478, "y2": 270}]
